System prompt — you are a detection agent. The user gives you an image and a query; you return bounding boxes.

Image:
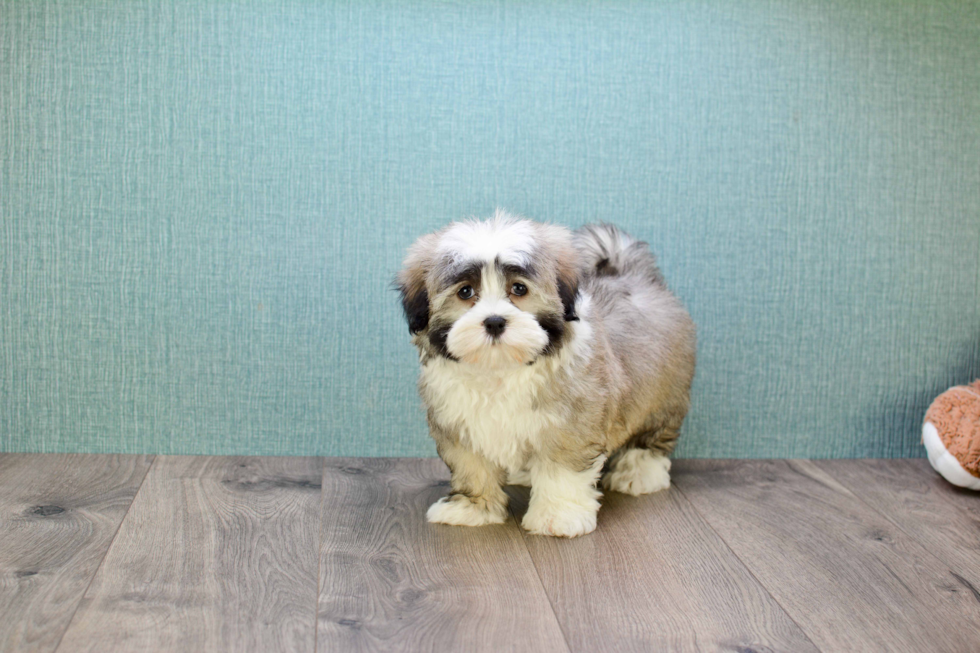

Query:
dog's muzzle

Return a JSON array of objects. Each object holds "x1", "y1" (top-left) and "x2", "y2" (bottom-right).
[{"x1": 483, "y1": 315, "x2": 507, "y2": 338}]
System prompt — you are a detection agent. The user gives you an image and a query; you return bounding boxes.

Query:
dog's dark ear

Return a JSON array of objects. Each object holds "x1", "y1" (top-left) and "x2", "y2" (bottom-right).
[
  {"x1": 400, "y1": 284, "x2": 429, "y2": 334},
  {"x1": 397, "y1": 233, "x2": 438, "y2": 334},
  {"x1": 546, "y1": 226, "x2": 580, "y2": 322},
  {"x1": 557, "y1": 276, "x2": 579, "y2": 322}
]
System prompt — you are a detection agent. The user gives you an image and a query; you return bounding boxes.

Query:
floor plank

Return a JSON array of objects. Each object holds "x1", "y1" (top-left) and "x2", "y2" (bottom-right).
[
  {"x1": 904, "y1": 458, "x2": 980, "y2": 524},
  {"x1": 0, "y1": 454, "x2": 152, "y2": 653},
  {"x1": 816, "y1": 459, "x2": 980, "y2": 602},
  {"x1": 56, "y1": 456, "x2": 322, "y2": 653},
  {"x1": 674, "y1": 459, "x2": 980, "y2": 653},
  {"x1": 507, "y1": 484, "x2": 819, "y2": 653},
  {"x1": 317, "y1": 458, "x2": 569, "y2": 653}
]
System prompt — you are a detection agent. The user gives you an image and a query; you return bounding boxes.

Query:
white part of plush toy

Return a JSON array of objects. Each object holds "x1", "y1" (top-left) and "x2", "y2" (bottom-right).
[
  {"x1": 922, "y1": 380, "x2": 980, "y2": 491},
  {"x1": 923, "y1": 422, "x2": 980, "y2": 490}
]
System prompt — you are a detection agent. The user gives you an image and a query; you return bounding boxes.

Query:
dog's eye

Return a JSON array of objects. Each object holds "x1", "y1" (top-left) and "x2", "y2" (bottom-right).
[
  {"x1": 511, "y1": 282, "x2": 528, "y2": 297},
  {"x1": 457, "y1": 285, "x2": 475, "y2": 300}
]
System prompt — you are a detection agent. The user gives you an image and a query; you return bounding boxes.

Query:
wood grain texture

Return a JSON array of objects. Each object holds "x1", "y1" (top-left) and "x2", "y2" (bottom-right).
[
  {"x1": 317, "y1": 458, "x2": 569, "y2": 653},
  {"x1": 56, "y1": 456, "x2": 322, "y2": 653},
  {"x1": 0, "y1": 454, "x2": 152, "y2": 653},
  {"x1": 910, "y1": 457, "x2": 980, "y2": 527},
  {"x1": 674, "y1": 459, "x2": 980, "y2": 653},
  {"x1": 507, "y1": 485, "x2": 818, "y2": 653},
  {"x1": 816, "y1": 459, "x2": 980, "y2": 600}
]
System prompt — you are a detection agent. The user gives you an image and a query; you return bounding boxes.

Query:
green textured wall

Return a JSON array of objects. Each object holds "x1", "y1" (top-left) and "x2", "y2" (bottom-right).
[{"x1": 2, "y1": 0, "x2": 978, "y2": 458}]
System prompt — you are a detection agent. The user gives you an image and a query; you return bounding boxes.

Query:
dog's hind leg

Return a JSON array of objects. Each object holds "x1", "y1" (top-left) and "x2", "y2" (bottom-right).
[{"x1": 601, "y1": 411, "x2": 684, "y2": 496}]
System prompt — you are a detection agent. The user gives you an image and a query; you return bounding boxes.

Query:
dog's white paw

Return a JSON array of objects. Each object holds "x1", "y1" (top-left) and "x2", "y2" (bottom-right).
[
  {"x1": 522, "y1": 500, "x2": 598, "y2": 538},
  {"x1": 426, "y1": 495, "x2": 506, "y2": 527},
  {"x1": 603, "y1": 449, "x2": 671, "y2": 496}
]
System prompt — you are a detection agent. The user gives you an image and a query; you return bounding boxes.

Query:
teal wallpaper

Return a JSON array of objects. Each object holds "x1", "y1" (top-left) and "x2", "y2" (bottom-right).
[{"x1": 2, "y1": 0, "x2": 978, "y2": 458}]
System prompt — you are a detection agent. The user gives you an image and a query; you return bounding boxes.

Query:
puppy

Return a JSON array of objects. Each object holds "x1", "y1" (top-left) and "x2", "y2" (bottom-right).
[{"x1": 397, "y1": 211, "x2": 696, "y2": 537}]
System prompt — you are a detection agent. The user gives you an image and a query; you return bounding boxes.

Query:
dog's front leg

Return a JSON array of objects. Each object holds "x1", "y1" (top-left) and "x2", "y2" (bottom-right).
[
  {"x1": 427, "y1": 440, "x2": 508, "y2": 527},
  {"x1": 522, "y1": 454, "x2": 607, "y2": 538}
]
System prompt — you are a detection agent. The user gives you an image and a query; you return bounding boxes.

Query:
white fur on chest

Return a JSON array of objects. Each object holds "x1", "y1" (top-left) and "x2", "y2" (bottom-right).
[{"x1": 421, "y1": 359, "x2": 563, "y2": 472}]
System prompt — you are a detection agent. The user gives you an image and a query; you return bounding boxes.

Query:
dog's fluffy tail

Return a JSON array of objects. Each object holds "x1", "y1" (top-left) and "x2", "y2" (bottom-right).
[{"x1": 574, "y1": 223, "x2": 664, "y2": 285}]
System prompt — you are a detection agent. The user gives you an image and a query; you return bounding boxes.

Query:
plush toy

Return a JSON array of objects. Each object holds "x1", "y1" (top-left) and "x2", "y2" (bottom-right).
[{"x1": 922, "y1": 380, "x2": 980, "y2": 490}]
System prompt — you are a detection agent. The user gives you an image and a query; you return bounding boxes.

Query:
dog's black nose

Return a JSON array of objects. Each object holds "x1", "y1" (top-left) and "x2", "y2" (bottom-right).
[{"x1": 483, "y1": 315, "x2": 507, "y2": 337}]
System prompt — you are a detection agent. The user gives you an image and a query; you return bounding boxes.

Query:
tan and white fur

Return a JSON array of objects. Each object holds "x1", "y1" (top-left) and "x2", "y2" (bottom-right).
[{"x1": 398, "y1": 211, "x2": 696, "y2": 538}]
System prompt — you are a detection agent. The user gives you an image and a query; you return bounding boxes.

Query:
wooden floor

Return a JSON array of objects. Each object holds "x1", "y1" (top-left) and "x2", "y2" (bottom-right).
[{"x1": 0, "y1": 456, "x2": 978, "y2": 652}]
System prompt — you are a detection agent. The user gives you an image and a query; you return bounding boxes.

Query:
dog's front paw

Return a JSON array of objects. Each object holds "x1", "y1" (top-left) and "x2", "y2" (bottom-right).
[
  {"x1": 522, "y1": 500, "x2": 598, "y2": 538},
  {"x1": 426, "y1": 495, "x2": 507, "y2": 527}
]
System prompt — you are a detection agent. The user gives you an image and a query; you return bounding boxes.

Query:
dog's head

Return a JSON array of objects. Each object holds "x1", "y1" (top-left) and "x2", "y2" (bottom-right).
[{"x1": 397, "y1": 211, "x2": 580, "y2": 368}]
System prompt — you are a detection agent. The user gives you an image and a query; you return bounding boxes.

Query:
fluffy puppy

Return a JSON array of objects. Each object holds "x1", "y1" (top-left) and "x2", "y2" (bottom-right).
[{"x1": 398, "y1": 210, "x2": 696, "y2": 537}]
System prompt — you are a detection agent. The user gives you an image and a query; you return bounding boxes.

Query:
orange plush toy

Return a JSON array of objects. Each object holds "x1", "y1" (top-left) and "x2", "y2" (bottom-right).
[{"x1": 923, "y1": 380, "x2": 980, "y2": 490}]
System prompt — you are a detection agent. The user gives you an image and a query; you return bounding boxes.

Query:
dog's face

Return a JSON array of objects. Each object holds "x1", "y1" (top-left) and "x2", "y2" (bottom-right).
[{"x1": 398, "y1": 213, "x2": 580, "y2": 368}]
